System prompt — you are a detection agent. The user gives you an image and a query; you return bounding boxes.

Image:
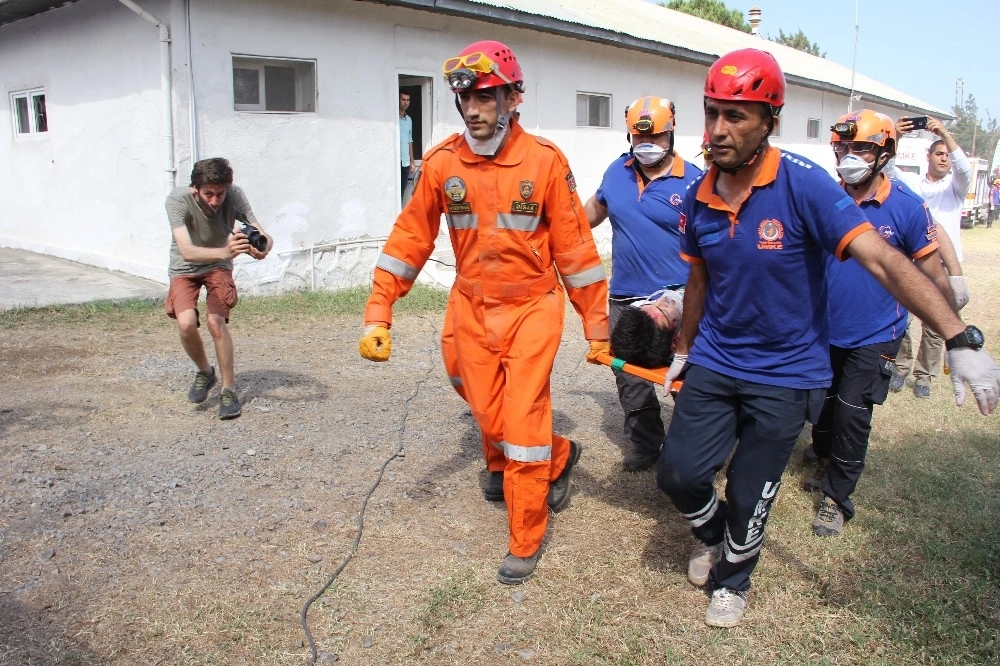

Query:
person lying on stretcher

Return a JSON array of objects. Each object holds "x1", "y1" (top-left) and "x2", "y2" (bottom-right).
[{"x1": 609, "y1": 288, "x2": 683, "y2": 369}]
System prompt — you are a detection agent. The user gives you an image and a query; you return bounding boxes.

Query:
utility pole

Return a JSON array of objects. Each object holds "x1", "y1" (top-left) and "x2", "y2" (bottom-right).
[{"x1": 847, "y1": 0, "x2": 860, "y2": 112}]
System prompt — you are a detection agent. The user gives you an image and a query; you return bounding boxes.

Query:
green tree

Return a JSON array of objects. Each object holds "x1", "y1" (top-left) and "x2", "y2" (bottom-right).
[
  {"x1": 772, "y1": 28, "x2": 825, "y2": 58},
  {"x1": 663, "y1": 0, "x2": 750, "y2": 32},
  {"x1": 664, "y1": 1, "x2": 826, "y2": 58},
  {"x1": 948, "y1": 95, "x2": 1000, "y2": 164}
]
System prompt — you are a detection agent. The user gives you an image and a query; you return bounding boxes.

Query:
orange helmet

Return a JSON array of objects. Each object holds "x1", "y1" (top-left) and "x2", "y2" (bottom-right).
[
  {"x1": 443, "y1": 40, "x2": 524, "y2": 93},
  {"x1": 704, "y1": 48, "x2": 785, "y2": 114},
  {"x1": 625, "y1": 96, "x2": 675, "y2": 135},
  {"x1": 830, "y1": 109, "x2": 897, "y2": 155}
]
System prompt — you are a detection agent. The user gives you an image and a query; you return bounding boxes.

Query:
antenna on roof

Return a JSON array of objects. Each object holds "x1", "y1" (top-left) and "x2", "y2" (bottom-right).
[
  {"x1": 748, "y1": 7, "x2": 762, "y2": 37},
  {"x1": 847, "y1": 0, "x2": 860, "y2": 112}
]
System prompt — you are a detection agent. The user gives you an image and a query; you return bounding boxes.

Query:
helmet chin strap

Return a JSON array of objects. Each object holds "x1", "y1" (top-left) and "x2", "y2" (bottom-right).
[
  {"x1": 456, "y1": 88, "x2": 513, "y2": 157},
  {"x1": 717, "y1": 122, "x2": 771, "y2": 176}
]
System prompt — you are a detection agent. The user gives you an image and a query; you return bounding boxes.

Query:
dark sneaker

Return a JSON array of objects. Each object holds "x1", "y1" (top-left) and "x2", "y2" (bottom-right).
[
  {"x1": 187, "y1": 367, "x2": 217, "y2": 403},
  {"x1": 484, "y1": 471, "x2": 504, "y2": 502},
  {"x1": 687, "y1": 540, "x2": 723, "y2": 587},
  {"x1": 623, "y1": 446, "x2": 659, "y2": 472},
  {"x1": 889, "y1": 372, "x2": 906, "y2": 393},
  {"x1": 218, "y1": 388, "x2": 242, "y2": 420},
  {"x1": 497, "y1": 551, "x2": 540, "y2": 585},
  {"x1": 547, "y1": 441, "x2": 581, "y2": 513},
  {"x1": 801, "y1": 444, "x2": 818, "y2": 464},
  {"x1": 802, "y1": 458, "x2": 830, "y2": 492},
  {"x1": 813, "y1": 496, "x2": 845, "y2": 537},
  {"x1": 705, "y1": 587, "x2": 747, "y2": 628},
  {"x1": 913, "y1": 383, "x2": 931, "y2": 399}
]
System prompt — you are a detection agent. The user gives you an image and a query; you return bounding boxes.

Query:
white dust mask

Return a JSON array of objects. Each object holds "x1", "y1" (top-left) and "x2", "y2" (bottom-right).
[
  {"x1": 836, "y1": 153, "x2": 873, "y2": 185},
  {"x1": 632, "y1": 143, "x2": 667, "y2": 166}
]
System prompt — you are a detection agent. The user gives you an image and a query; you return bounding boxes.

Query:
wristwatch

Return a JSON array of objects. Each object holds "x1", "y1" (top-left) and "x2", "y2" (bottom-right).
[{"x1": 944, "y1": 325, "x2": 985, "y2": 351}]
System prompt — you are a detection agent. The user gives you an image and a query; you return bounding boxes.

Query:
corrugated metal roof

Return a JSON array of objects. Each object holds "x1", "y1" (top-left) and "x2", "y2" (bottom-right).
[
  {"x1": 377, "y1": 0, "x2": 946, "y2": 116},
  {"x1": 0, "y1": 0, "x2": 81, "y2": 26}
]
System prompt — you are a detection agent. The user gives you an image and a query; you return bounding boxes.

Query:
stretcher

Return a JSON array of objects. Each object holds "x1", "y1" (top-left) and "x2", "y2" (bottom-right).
[{"x1": 594, "y1": 351, "x2": 683, "y2": 395}]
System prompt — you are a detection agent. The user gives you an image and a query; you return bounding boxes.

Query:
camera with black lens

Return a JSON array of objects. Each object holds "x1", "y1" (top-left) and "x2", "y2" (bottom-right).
[{"x1": 240, "y1": 222, "x2": 268, "y2": 252}]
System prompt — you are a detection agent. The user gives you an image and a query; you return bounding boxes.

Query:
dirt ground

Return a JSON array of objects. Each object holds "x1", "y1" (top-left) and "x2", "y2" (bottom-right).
[
  {"x1": 2, "y1": 281, "x2": 996, "y2": 665},
  {"x1": 2, "y1": 307, "x2": 700, "y2": 665}
]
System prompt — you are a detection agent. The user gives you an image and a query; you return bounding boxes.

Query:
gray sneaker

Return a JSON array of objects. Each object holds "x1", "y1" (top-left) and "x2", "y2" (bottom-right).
[
  {"x1": 187, "y1": 367, "x2": 217, "y2": 403},
  {"x1": 705, "y1": 587, "x2": 747, "y2": 628},
  {"x1": 913, "y1": 383, "x2": 931, "y2": 399},
  {"x1": 218, "y1": 388, "x2": 242, "y2": 420},
  {"x1": 813, "y1": 496, "x2": 845, "y2": 537},
  {"x1": 687, "y1": 540, "x2": 723, "y2": 587},
  {"x1": 889, "y1": 372, "x2": 906, "y2": 393},
  {"x1": 497, "y1": 550, "x2": 540, "y2": 585},
  {"x1": 802, "y1": 457, "x2": 830, "y2": 492}
]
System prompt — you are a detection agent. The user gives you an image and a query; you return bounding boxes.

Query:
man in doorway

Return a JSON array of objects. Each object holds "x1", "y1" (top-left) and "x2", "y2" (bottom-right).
[
  {"x1": 888, "y1": 117, "x2": 971, "y2": 398},
  {"x1": 165, "y1": 157, "x2": 273, "y2": 420},
  {"x1": 360, "y1": 40, "x2": 608, "y2": 586},
  {"x1": 584, "y1": 95, "x2": 701, "y2": 471},
  {"x1": 399, "y1": 91, "x2": 415, "y2": 202}
]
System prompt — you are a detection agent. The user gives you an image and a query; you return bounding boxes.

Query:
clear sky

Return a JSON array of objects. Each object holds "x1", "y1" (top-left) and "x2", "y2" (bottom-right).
[{"x1": 692, "y1": 1, "x2": 998, "y2": 123}]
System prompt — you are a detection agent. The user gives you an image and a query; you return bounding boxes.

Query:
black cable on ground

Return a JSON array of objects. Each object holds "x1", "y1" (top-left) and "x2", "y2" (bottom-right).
[{"x1": 300, "y1": 318, "x2": 438, "y2": 665}]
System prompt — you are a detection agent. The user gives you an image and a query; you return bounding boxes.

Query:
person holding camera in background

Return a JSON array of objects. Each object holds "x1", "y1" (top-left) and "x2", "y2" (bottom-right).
[
  {"x1": 888, "y1": 116, "x2": 971, "y2": 398},
  {"x1": 165, "y1": 157, "x2": 272, "y2": 420}
]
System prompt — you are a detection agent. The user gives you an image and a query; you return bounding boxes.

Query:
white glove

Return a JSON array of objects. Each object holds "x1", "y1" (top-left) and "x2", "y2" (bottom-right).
[
  {"x1": 948, "y1": 276, "x2": 969, "y2": 311},
  {"x1": 947, "y1": 347, "x2": 1000, "y2": 415},
  {"x1": 663, "y1": 353, "x2": 689, "y2": 397}
]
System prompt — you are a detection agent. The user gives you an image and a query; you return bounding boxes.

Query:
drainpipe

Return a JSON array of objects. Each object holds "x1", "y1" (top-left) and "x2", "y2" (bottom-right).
[{"x1": 117, "y1": 0, "x2": 176, "y2": 193}]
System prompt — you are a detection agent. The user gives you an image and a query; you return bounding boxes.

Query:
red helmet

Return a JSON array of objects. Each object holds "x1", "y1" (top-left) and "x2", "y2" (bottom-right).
[
  {"x1": 443, "y1": 40, "x2": 524, "y2": 93},
  {"x1": 704, "y1": 48, "x2": 785, "y2": 113}
]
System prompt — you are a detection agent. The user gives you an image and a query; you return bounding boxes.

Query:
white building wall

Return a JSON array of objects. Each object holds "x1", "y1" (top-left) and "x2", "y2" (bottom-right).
[
  {"x1": 0, "y1": 0, "x2": 930, "y2": 292},
  {"x1": 0, "y1": 0, "x2": 171, "y2": 281}
]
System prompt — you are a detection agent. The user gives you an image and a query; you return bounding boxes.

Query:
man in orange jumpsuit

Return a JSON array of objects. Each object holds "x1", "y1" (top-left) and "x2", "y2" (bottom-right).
[{"x1": 358, "y1": 39, "x2": 609, "y2": 585}]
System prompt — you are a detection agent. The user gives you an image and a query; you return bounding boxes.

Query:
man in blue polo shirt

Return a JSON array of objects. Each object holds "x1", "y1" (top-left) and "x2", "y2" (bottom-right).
[
  {"x1": 657, "y1": 48, "x2": 1000, "y2": 629},
  {"x1": 584, "y1": 95, "x2": 702, "y2": 471},
  {"x1": 804, "y1": 110, "x2": 955, "y2": 537}
]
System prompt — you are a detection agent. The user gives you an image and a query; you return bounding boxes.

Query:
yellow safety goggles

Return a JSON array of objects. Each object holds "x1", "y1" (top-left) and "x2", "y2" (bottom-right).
[{"x1": 442, "y1": 51, "x2": 514, "y2": 90}]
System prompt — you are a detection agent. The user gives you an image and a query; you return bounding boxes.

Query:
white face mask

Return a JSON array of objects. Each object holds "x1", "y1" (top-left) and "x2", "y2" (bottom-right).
[
  {"x1": 632, "y1": 143, "x2": 667, "y2": 166},
  {"x1": 836, "y1": 153, "x2": 873, "y2": 185}
]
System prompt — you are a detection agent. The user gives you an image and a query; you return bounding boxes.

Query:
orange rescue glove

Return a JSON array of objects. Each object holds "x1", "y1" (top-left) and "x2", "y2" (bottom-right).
[
  {"x1": 586, "y1": 340, "x2": 611, "y2": 365},
  {"x1": 359, "y1": 324, "x2": 392, "y2": 362}
]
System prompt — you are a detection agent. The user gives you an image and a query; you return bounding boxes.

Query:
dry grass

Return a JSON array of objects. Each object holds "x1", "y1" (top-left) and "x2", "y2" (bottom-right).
[{"x1": 1, "y1": 229, "x2": 998, "y2": 665}]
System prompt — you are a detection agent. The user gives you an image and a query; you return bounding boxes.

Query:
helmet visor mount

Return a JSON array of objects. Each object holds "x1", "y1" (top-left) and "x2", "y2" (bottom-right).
[{"x1": 443, "y1": 51, "x2": 515, "y2": 92}]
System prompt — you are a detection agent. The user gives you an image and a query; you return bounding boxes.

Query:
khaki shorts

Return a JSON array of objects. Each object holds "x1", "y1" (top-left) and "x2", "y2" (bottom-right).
[{"x1": 165, "y1": 268, "x2": 238, "y2": 325}]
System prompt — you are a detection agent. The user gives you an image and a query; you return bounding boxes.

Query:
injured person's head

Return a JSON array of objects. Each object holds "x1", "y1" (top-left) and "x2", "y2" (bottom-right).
[{"x1": 610, "y1": 289, "x2": 683, "y2": 369}]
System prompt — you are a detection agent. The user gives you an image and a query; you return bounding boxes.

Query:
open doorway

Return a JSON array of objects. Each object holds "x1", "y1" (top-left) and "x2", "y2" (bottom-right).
[{"x1": 399, "y1": 75, "x2": 432, "y2": 206}]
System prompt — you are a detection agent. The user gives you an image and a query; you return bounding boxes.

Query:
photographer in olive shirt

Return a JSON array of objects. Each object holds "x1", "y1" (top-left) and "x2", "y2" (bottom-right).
[{"x1": 165, "y1": 157, "x2": 272, "y2": 419}]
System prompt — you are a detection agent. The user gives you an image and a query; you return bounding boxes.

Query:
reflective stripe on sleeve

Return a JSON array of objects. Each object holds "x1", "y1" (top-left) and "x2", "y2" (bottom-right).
[
  {"x1": 502, "y1": 442, "x2": 552, "y2": 463},
  {"x1": 497, "y1": 213, "x2": 541, "y2": 232},
  {"x1": 446, "y1": 214, "x2": 478, "y2": 230},
  {"x1": 562, "y1": 264, "x2": 606, "y2": 288},
  {"x1": 375, "y1": 253, "x2": 420, "y2": 281}
]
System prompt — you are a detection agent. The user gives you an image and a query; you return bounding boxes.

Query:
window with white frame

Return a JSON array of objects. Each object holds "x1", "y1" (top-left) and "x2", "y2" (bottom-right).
[
  {"x1": 232, "y1": 56, "x2": 316, "y2": 112},
  {"x1": 10, "y1": 88, "x2": 48, "y2": 136},
  {"x1": 806, "y1": 118, "x2": 821, "y2": 139},
  {"x1": 576, "y1": 92, "x2": 611, "y2": 128}
]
